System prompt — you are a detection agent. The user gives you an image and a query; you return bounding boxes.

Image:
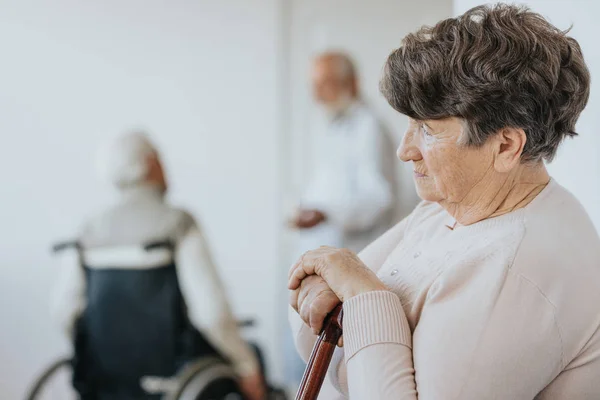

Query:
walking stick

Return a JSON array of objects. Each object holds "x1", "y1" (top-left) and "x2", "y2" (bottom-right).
[{"x1": 295, "y1": 304, "x2": 343, "y2": 400}]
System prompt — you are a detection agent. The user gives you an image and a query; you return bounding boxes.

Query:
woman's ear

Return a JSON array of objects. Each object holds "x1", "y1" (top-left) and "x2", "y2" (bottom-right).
[{"x1": 494, "y1": 127, "x2": 526, "y2": 173}]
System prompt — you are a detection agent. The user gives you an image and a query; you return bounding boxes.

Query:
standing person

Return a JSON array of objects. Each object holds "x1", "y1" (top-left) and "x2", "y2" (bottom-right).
[
  {"x1": 285, "y1": 52, "x2": 397, "y2": 390},
  {"x1": 291, "y1": 51, "x2": 396, "y2": 253}
]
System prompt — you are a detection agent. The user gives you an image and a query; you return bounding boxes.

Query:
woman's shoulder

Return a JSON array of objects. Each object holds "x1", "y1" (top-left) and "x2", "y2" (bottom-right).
[
  {"x1": 512, "y1": 177, "x2": 600, "y2": 291},
  {"x1": 517, "y1": 178, "x2": 599, "y2": 255},
  {"x1": 513, "y1": 179, "x2": 600, "y2": 362},
  {"x1": 523, "y1": 179, "x2": 596, "y2": 233},
  {"x1": 519, "y1": 179, "x2": 599, "y2": 258}
]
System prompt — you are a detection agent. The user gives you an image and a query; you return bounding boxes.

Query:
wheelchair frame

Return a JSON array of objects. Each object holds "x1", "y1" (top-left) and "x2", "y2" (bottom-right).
[{"x1": 25, "y1": 355, "x2": 241, "y2": 400}]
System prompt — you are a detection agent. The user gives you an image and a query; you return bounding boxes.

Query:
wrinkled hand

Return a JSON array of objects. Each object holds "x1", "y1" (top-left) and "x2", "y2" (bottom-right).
[
  {"x1": 239, "y1": 372, "x2": 266, "y2": 400},
  {"x1": 292, "y1": 209, "x2": 327, "y2": 229},
  {"x1": 290, "y1": 275, "x2": 341, "y2": 339},
  {"x1": 288, "y1": 246, "x2": 387, "y2": 308}
]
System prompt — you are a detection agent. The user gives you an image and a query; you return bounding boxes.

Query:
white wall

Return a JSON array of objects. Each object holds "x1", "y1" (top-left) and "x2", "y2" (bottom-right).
[
  {"x1": 453, "y1": 0, "x2": 600, "y2": 231},
  {"x1": 0, "y1": 1, "x2": 285, "y2": 397}
]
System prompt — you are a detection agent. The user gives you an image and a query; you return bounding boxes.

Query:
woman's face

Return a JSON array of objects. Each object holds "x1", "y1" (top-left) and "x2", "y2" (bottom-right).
[{"x1": 398, "y1": 117, "x2": 495, "y2": 204}]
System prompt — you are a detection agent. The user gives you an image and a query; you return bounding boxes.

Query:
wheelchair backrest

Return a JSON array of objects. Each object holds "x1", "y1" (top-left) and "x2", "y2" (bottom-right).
[{"x1": 54, "y1": 240, "x2": 220, "y2": 395}]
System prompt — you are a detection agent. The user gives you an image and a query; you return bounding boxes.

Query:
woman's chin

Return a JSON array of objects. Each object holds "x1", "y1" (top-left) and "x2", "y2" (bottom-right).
[{"x1": 415, "y1": 183, "x2": 442, "y2": 203}]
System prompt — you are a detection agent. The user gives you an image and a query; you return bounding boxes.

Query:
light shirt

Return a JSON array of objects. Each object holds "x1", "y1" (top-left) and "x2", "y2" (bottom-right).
[{"x1": 299, "y1": 101, "x2": 395, "y2": 253}]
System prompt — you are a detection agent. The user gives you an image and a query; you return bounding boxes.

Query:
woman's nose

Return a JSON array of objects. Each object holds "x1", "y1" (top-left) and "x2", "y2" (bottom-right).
[{"x1": 397, "y1": 129, "x2": 422, "y2": 162}]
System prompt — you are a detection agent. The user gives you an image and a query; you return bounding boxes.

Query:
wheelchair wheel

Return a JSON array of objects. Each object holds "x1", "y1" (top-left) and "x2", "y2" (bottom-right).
[
  {"x1": 25, "y1": 357, "x2": 76, "y2": 400},
  {"x1": 27, "y1": 355, "x2": 286, "y2": 400},
  {"x1": 167, "y1": 356, "x2": 243, "y2": 400}
]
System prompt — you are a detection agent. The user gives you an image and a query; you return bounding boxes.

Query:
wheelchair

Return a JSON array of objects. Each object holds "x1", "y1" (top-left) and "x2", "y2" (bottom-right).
[
  {"x1": 25, "y1": 334, "x2": 287, "y2": 400},
  {"x1": 26, "y1": 355, "x2": 240, "y2": 400},
  {"x1": 25, "y1": 241, "x2": 288, "y2": 400}
]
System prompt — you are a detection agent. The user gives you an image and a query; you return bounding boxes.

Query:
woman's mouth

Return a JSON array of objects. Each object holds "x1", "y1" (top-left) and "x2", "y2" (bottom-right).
[{"x1": 414, "y1": 171, "x2": 427, "y2": 178}]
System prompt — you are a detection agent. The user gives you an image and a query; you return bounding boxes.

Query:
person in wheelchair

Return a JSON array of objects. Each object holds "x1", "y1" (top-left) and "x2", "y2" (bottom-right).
[{"x1": 51, "y1": 131, "x2": 265, "y2": 400}]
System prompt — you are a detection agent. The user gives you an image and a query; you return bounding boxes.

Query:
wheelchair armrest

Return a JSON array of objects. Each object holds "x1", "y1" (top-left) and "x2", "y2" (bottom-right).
[
  {"x1": 143, "y1": 240, "x2": 175, "y2": 251},
  {"x1": 51, "y1": 241, "x2": 81, "y2": 254},
  {"x1": 237, "y1": 318, "x2": 256, "y2": 328}
]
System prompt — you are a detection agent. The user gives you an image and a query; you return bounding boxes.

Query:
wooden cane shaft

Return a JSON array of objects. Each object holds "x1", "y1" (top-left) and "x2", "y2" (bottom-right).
[{"x1": 295, "y1": 304, "x2": 343, "y2": 400}]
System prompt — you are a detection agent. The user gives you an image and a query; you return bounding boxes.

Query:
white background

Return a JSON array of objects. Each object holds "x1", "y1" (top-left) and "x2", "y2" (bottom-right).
[{"x1": 0, "y1": 0, "x2": 597, "y2": 398}]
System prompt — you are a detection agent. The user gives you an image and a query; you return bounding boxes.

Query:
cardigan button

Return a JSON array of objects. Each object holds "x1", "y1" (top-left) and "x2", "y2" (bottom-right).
[{"x1": 390, "y1": 269, "x2": 398, "y2": 276}]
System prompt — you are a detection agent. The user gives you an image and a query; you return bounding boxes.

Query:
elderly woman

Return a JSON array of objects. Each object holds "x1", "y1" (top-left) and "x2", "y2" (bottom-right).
[{"x1": 288, "y1": 4, "x2": 600, "y2": 399}]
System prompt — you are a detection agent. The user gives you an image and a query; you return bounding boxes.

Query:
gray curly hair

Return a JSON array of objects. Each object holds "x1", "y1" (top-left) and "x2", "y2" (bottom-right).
[{"x1": 380, "y1": 3, "x2": 590, "y2": 162}]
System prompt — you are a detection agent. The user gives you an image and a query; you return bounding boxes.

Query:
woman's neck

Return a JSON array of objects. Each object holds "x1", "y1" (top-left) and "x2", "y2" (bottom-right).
[{"x1": 443, "y1": 163, "x2": 550, "y2": 226}]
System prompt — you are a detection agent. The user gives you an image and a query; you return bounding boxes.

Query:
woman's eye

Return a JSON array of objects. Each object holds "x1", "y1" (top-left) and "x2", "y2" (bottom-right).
[{"x1": 420, "y1": 124, "x2": 432, "y2": 137}]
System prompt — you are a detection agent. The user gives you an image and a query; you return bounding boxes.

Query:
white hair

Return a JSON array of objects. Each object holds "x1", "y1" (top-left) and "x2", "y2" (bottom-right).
[{"x1": 96, "y1": 130, "x2": 157, "y2": 188}]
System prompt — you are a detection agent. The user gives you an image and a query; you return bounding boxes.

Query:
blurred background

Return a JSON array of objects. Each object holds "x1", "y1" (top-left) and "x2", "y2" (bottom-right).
[{"x1": 0, "y1": 0, "x2": 598, "y2": 398}]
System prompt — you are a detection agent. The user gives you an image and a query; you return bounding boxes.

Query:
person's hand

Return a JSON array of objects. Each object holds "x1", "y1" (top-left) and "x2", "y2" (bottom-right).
[
  {"x1": 291, "y1": 209, "x2": 327, "y2": 229},
  {"x1": 290, "y1": 275, "x2": 341, "y2": 338},
  {"x1": 288, "y1": 246, "x2": 387, "y2": 306},
  {"x1": 239, "y1": 372, "x2": 266, "y2": 400}
]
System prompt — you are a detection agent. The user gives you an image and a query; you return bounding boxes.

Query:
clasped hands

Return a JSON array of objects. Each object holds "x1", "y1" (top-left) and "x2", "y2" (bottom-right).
[{"x1": 288, "y1": 246, "x2": 387, "y2": 344}]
